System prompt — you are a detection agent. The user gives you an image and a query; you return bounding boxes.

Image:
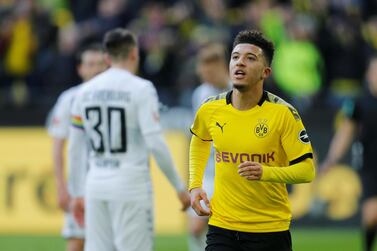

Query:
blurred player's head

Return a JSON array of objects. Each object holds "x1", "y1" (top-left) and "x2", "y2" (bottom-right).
[
  {"x1": 77, "y1": 44, "x2": 107, "y2": 82},
  {"x1": 196, "y1": 43, "x2": 229, "y2": 89},
  {"x1": 103, "y1": 28, "x2": 139, "y2": 73},
  {"x1": 367, "y1": 56, "x2": 377, "y2": 97},
  {"x1": 230, "y1": 30, "x2": 274, "y2": 92}
]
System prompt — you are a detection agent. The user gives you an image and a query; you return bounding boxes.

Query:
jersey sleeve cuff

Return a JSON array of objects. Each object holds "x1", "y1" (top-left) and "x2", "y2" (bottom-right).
[
  {"x1": 188, "y1": 184, "x2": 202, "y2": 192},
  {"x1": 261, "y1": 165, "x2": 273, "y2": 181},
  {"x1": 289, "y1": 153, "x2": 313, "y2": 165}
]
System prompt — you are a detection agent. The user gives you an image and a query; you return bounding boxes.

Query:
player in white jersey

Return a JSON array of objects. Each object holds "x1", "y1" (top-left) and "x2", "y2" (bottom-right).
[
  {"x1": 68, "y1": 28, "x2": 191, "y2": 251},
  {"x1": 47, "y1": 44, "x2": 107, "y2": 251},
  {"x1": 188, "y1": 43, "x2": 230, "y2": 251}
]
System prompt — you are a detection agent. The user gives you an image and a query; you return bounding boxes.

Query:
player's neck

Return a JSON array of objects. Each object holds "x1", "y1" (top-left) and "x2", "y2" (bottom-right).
[
  {"x1": 111, "y1": 61, "x2": 137, "y2": 74},
  {"x1": 219, "y1": 78, "x2": 230, "y2": 90},
  {"x1": 232, "y1": 85, "x2": 263, "y2": 111},
  {"x1": 212, "y1": 79, "x2": 229, "y2": 90}
]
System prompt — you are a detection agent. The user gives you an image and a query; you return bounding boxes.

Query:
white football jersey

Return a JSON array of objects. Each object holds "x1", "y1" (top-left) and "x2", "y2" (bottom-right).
[
  {"x1": 47, "y1": 85, "x2": 81, "y2": 139},
  {"x1": 70, "y1": 67, "x2": 165, "y2": 201},
  {"x1": 191, "y1": 82, "x2": 230, "y2": 115}
]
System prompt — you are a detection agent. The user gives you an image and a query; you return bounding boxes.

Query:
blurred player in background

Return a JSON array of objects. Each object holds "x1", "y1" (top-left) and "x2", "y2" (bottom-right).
[
  {"x1": 47, "y1": 44, "x2": 107, "y2": 251},
  {"x1": 189, "y1": 30, "x2": 315, "y2": 251},
  {"x1": 321, "y1": 56, "x2": 377, "y2": 251},
  {"x1": 188, "y1": 42, "x2": 230, "y2": 251},
  {"x1": 68, "y1": 28, "x2": 190, "y2": 251}
]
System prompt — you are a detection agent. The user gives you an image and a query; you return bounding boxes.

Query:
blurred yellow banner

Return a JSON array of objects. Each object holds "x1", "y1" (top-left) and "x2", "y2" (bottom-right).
[{"x1": 0, "y1": 128, "x2": 189, "y2": 234}]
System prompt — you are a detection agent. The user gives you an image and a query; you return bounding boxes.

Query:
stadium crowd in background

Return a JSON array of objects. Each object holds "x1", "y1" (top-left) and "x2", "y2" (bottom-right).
[
  {"x1": 1, "y1": 0, "x2": 377, "y2": 112},
  {"x1": 0, "y1": 1, "x2": 376, "y2": 250}
]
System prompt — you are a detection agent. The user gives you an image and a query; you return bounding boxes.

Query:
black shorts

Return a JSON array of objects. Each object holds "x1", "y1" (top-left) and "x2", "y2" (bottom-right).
[
  {"x1": 206, "y1": 225, "x2": 292, "y2": 251},
  {"x1": 360, "y1": 171, "x2": 377, "y2": 200}
]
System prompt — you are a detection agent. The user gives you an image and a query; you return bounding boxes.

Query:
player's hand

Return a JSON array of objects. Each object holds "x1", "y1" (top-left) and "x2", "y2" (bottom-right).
[
  {"x1": 318, "y1": 159, "x2": 335, "y2": 176},
  {"x1": 71, "y1": 197, "x2": 85, "y2": 227},
  {"x1": 57, "y1": 182, "x2": 70, "y2": 212},
  {"x1": 177, "y1": 190, "x2": 191, "y2": 211},
  {"x1": 190, "y1": 188, "x2": 211, "y2": 216},
  {"x1": 238, "y1": 161, "x2": 263, "y2": 180}
]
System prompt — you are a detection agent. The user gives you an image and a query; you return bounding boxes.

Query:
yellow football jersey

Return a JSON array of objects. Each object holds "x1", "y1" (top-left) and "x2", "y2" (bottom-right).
[{"x1": 190, "y1": 90, "x2": 313, "y2": 233}]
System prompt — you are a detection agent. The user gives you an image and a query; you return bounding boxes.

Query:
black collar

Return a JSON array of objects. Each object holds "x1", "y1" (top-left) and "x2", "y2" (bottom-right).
[{"x1": 226, "y1": 90, "x2": 268, "y2": 106}]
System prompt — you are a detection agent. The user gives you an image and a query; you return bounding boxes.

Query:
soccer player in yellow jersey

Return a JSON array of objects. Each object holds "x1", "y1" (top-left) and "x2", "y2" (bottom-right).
[{"x1": 189, "y1": 30, "x2": 316, "y2": 251}]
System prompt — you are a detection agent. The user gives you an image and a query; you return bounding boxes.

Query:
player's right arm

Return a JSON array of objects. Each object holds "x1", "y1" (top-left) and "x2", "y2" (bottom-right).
[
  {"x1": 321, "y1": 118, "x2": 357, "y2": 171},
  {"x1": 52, "y1": 138, "x2": 69, "y2": 211},
  {"x1": 47, "y1": 92, "x2": 72, "y2": 211},
  {"x1": 320, "y1": 100, "x2": 359, "y2": 173},
  {"x1": 189, "y1": 103, "x2": 212, "y2": 216},
  {"x1": 320, "y1": 118, "x2": 357, "y2": 172},
  {"x1": 67, "y1": 94, "x2": 88, "y2": 225},
  {"x1": 189, "y1": 136, "x2": 211, "y2": 216}
]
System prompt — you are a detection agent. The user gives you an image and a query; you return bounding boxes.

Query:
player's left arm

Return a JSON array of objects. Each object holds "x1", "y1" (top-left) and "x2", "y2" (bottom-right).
[
  {"x1": 238, "y1": 158, "x2": 315, "y2": 184},
  {"x1": 67, "y1": 97, "x2": 88, "y2": 225},
  {"x1": 47, "y1": 94, "x2": 72, "y2": 211},
  {"x1": 267, "y1": 107, "x2": 315, "y2": 184},
  {"x1": 67, "y1": 97, "x2": 88, "y2": 198},
  {"x1": 239, "y1": 107, "x2": 315, "y2": 184},
  {"x1": 139, "y1": 83, "x2": 190, "y2": 210}
]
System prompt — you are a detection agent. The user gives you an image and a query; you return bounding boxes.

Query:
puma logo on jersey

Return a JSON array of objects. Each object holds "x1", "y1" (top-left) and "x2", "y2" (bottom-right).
[{"x1": 216, "y1": 122, "x2": 226, "y2": 133}]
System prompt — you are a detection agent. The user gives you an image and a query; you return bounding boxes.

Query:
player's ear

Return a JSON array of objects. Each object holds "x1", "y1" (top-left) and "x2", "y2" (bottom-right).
[
  {"x1": 262, "y1": 67, "x2": 272, "y2": 79},
  {"x1": 129, "y1": 47, "x2": 139, "y2": 62},
  {"x1": 76, "y1": 63, "x2": 83, "y2": 78},
  {"x1": 104, "y1": 53, "x2": 112, "y2": 66},
  {"x1": 195, "y1": 61, "x2": 203, "y2": 78}
]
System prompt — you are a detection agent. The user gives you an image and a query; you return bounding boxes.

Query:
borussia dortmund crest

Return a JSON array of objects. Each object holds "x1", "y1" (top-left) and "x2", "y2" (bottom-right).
[{"x1": 254, "y1": 119, "x2": 269, "y2": 138}]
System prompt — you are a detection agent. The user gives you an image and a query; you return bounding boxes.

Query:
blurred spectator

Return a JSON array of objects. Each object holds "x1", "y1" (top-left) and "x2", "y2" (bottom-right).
[
  {"x1": 1, "y1": 0, "x2": 50, "y2": 107},
  {"x1": 318, "y1": 14, "x2": 367, "y2": 107},
  {"x1": 67, "y1": 0, "x2": 98, "y2": 22},
  {"x1": 362, "y1": 16, "x2": 377, "y2": 56},
  {"x1": 0, "y1": 0, "x2": 376, "y2": 121},
  {"x1": 272, "y1": 13, "x2": 324, "y2": 112},
  {"x1": 129, "y1": 1, "x2": 178, "y2": 106}
]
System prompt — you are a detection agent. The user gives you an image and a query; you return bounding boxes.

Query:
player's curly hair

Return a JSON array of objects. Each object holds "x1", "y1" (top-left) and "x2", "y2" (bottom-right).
[{"x1": 233, "y1": 30, "x2": 275, "y2": 66}]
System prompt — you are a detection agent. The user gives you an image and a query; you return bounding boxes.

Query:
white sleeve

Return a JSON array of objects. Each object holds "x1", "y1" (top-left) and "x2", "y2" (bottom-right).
[
  {"x1": 137, "y1": 83, "x2": 162, "y2": 135},
  {"x1": 137, "y1": 82, "x2": 185, "y2": 192},
  {"x1": 67, "y1": 96, "x2": 88, "y2": 197},
  {"x1": 145, "y1": 133, "x2": 186, "y2": 192},
  {"x1": 191, "y1": 86, "x2": 204, "y2": 114},
  {"x1": 47, "y1": 93, "x2": 72, "y2": 139}
]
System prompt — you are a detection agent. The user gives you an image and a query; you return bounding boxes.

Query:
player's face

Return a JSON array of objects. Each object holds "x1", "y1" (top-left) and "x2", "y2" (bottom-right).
[
  {"x1": 367, "y1": 58, "x2": 377, "y2": 96},
  {"x1": 198, "y1": 60, "x2": 227, "y2": 88},
  {"x1": 78, "y1": 51, "x2": 107, "y2": 81},
  {"x1": 229, "y1": 43, "x2": 271, "y2": 91}
]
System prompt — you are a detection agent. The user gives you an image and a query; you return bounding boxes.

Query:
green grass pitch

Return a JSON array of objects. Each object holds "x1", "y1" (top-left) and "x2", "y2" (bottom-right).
[{"x1": 0, "y1": 228, "x2": 374, "y2": 251}]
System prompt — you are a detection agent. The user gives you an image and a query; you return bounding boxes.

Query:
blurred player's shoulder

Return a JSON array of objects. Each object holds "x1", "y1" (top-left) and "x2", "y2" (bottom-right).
[
  {"x1": 195, "y1": 91, "x2": 228, "y2": 116},
  {"x1": 193, "y1": 83, "x2": 214, "y2": 98},
  {"x1": 80, "y1": 68, "x2": 154, "y2": 93},
  {"x1": 203, "y1": 91, "x2": 228, "y2": 104},
  {"x1": 55, "y1": 84, "x2": 82, "y2": 105}
]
